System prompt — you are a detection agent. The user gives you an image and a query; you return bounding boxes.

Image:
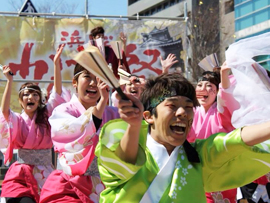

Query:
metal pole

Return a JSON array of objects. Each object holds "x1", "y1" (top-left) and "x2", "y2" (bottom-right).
[
  {"x1": 0, "y1": 11, "x2": 185, "y2": 21},
  {"x1": 0, "y1": 79, "x2": 72, "y2": 83},
  {"x1": 85, "y1": 0, "x2": 88, "y2": 19},
  {"x1": 184, "y1": 1, "x2": 189, "y2": 79}
]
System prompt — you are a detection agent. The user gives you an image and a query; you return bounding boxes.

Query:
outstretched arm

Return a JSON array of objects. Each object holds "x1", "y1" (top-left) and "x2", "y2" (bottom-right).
[
  {"x1": 241, "y1": 121, "x2": 270, "y2": 146},
  {"x1": 1, "y1": 65, "x2": 13, "y2": 120},
  {"x1": 160, "y1": 53, "x2": 178, "y2": 73},
  {"x1": 115, "y1": 93, "x2": 143, "y2": 164},
  {"x1": 53, "y1": 44, "x2": 65, "y2": 95}
]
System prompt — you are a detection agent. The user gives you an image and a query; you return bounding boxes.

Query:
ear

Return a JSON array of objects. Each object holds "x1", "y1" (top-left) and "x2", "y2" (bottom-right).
[
  {"x1": 18, "y1": 99, "x2": 24, "y2": 109},
  {"x1": 72, "y1": 78, "x2": 77, "y2": 88},
  {"x1": 143, "y1": 111, "x2": 154, "y2": 124}
]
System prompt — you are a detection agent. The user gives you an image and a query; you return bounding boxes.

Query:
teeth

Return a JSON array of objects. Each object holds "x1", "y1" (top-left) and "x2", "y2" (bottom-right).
[
  {"x1": 171, "y1": 123, "x2": 186, "y2": 127},
  {"x1": 87, "y1": 89, "x2": 96, "y2": 93}
]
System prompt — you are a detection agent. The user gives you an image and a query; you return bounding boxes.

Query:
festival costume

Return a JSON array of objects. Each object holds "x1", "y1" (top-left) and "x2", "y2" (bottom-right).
[
  {"x1": 188, "y1": 76, "x2": 236, "y2": 142},
  {"x1": 187, "y1": 76, "x2": 238, "y2": 202},
  {"x1": 0, "y1": 90, "x2": 67, "y2": 202},
  {"x1": 39, "y1": 94, "x2": 119, "y2": 203},
  {"x1": 105, "y1": 46, "x2": 130, "y2": 79},
  {"x1": 96, "y1": 119, "x2": 270, "y2": 203}
]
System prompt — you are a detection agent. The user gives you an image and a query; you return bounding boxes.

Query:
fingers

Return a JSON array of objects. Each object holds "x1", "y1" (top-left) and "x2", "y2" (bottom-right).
[{"x1": 117, "y1": 93, "x2": 143, "y2": 118}]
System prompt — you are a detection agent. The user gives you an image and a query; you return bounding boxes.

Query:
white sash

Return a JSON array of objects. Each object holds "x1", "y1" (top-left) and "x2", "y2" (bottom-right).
[{"x1": 140, "y1": 146, "x2": 180, "y2": 203}]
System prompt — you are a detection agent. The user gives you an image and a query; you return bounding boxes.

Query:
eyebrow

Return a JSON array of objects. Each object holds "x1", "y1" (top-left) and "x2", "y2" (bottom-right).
[{"x1": 166, "y1": 97, "x2": 193, "y2": 103}]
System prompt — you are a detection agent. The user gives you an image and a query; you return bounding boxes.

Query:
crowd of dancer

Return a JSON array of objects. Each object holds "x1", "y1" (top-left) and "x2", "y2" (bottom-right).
[{"x1": 0, "y1": 27, "x2": 270, "y2": 203}]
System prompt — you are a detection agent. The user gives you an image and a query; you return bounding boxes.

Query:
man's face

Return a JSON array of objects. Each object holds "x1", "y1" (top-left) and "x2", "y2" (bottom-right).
[{"x1": 147, "y1": 96, "x2": 194, "y2": 153}]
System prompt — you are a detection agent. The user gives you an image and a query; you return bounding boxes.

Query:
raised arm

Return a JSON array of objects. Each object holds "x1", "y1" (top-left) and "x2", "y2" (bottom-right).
[
  {"x1": 241, "y1": 121, "x2": 270, "y2": 146},
  {"x1": 160, "y1": 53, "x2": 178, "y2": 74},
  {"x1": 115, "y1": 93, "x2": 143, "y2": 164},
  {"x1": 1, "y1": 65, "x2": 13, "y2": 120},
  {"x1": 92, "y1": 78, "x2": 109, "y2": 119},
  {"x1": 119, "y1": 32, "x2": 127, "y2": 54},
  {"x1": 220, "y1": 62, "x2": 231, "y2": 89},
  {"x1": 53, "y1": 44, "x2": 65, "y2": 95}
]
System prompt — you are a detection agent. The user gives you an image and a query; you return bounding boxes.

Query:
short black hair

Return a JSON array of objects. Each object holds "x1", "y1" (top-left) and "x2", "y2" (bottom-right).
[{"x1": 140, "y1": 73, "x2": 199, "y2": 115}]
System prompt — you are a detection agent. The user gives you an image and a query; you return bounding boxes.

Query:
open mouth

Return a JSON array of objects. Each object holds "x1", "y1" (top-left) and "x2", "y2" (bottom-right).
[
  {"x1": 197, "y1": 95, "x2": 208, "y2": 100},
  {"x1": 27, "y1": 102, "x2": 35, "y2": 106},
  {"x1": 86, "y1": 89, "x2": 97, "y2": 95},
  {"x1": 170, "y1": 123, "x2": 186, "y2": 134},
  {"x1": 130, "y1": 89, "x2": 138, "y2": 95}
]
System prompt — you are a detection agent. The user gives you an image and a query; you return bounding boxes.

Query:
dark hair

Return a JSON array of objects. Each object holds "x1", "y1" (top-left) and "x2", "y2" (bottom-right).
[
  {"x1": 140, "y1": 73, "x2": 199, "y2": 116},
  {"x1": 197, "y1": 67, "x2": 221, "y2": 90},
  {"x1": 140, "y1": 73, "x2": 200, "y2": 163},
  {"x1": 73, "y1": 63, "x2": 88, "y2": 81},
  {"x1": 90, "y1": 26, "x2": 105, "y2": 38},
  {"x1": 19, "y1": 82, "x2": 50, "y2": 131}
]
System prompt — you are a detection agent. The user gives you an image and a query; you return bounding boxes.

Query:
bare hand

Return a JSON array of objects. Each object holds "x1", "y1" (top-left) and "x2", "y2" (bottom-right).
[
  {"x1": 119, "y1": 32, "x2": 127, "y2": 45},
  {"x1": 2, "y1": 65, "x2": 13, "y2": 81},
  {"x1": 116, "y1": 93, "x2": 143, "y2": 126},
  {"x1": 54, "y1": 44, "x2": 65, "y2": 65},
  {"x1": 97, "y1": 77, "x2": 109, "y2": 102},
  {"x1": 118, "y1": 64, "x2": 127, "y2": 72},
  {"x1": 220, "y1": 61, "x2": 231, "y2": 76},
  {"x1": 160, "y1": 53, "x2": 178, "y2": 73}
]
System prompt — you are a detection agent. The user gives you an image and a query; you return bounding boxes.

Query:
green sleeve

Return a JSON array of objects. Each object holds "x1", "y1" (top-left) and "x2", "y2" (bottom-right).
[
  {"x1": 95, "y1": 119, "x2": 148, "y2": 186},
  {"x1": 195, "y1": 128, "x2": 270, "y2": 192}
]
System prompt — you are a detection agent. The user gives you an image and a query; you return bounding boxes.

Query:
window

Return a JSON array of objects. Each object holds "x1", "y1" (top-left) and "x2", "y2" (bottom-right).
[
  {"x1": 157, "y1": 5, "x2": 162, "y2": 12},
  {"x1": 225, "y1": 0, "x2": 234, "y2": 14},
  {"x1": 164, "y1": 2, "x2": 169, "y2": 9}
]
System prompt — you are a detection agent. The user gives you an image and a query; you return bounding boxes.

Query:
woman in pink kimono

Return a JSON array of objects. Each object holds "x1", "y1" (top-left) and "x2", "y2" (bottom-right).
[
  {"x1": 39, "y1": 63, "x2": 119, "y2": 203},
  {"x1": 0, "y1": 44, "x2": 67, "y2": 203},
  {"x1": 187, "y1": 65, "x2": 238, "y2": 203}
]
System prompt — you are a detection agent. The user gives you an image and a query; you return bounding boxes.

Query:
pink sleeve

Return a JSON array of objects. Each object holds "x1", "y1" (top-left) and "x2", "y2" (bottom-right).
[
  {"x1": 46, "y1": 87, "x2": 70, "y2": 116},
  {"x1": 217, "y1": 75, "x2": 237, "y2": 132},
  {"x1": 48, "y1": 103, "x2": 97, "y2": 175},
  {"x1": 0, "y1": 110, "x2": 20, "y2": 165}
]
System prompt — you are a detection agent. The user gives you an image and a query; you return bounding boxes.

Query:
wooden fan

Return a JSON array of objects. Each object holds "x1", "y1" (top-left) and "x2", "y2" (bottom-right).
[
  {"x1": 71, "y1": 45, "x2": 129, "y2": 100},
  {"x1": 110, "y1": 41, "x2": 123, "y2": 64},
  {"x1": 118, "y1": 68, "x2": 131, "y2": 85},
  {"x1": 198, "y1": 53, "x2": 219, "y2": 71}
]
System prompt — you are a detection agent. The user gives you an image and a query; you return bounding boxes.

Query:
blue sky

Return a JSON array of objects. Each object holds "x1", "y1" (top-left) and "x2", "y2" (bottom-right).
[{"x1": 0, "y1": 0, "x2": 128, "y2": 16}]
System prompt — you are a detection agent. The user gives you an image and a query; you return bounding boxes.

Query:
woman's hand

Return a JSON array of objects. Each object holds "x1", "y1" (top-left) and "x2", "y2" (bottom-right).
[
  {"x1": 160, "y1": 53, "x2": 178, "y2": 73},
  {"x1": 2, "y1": 65, "x2": 13, "y2": 81}
]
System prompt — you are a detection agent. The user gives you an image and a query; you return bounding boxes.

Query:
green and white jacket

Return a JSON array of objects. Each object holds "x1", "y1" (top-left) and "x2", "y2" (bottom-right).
[{"x1": 95, "y1": 119, "x2": 270, "y2": 203}]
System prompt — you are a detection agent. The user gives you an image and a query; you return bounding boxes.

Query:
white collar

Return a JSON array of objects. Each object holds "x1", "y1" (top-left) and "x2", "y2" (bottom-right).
[{"x1": 146, "y1": 133, "x2": 180, "y2": 170}]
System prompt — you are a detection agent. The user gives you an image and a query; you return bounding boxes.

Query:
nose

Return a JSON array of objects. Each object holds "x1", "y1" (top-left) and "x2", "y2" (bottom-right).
[
  {"x1": 89, "y1": 78, "x2": 97, "y2": 86},
  {"x1": 175, "y1": 107, "x2": 187, "y2": 118}
]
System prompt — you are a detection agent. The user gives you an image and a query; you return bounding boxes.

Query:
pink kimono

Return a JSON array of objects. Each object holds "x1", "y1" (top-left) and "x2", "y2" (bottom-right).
[
  {"x1": 0, "y1": 90, "x2": 67, "y2": 202},
  {"x1": 187, "y1": 76, "x2": 238, "y2": 203},
  {"x1": 39, "y1": 94, "x2": 119, "y2": 203},
  {"x1": 188, "y1": 76, "x2": 237, "y2": 142}
]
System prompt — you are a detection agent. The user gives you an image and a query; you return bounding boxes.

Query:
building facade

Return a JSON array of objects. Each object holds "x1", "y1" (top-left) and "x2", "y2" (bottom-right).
[{"x1": 235, "y1": 0, "x2": 270, "y2": 70}]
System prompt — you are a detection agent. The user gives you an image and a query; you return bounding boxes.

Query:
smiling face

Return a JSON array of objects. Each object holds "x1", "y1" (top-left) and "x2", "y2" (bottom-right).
[
  {"x1": 144, "y1": 96, "x2": 194, "y2": 154},
  {"x1": 196, "y1": 81, "x2": 217, "y2": 111},
  {"x1": 125, "y1": 76, "x2": 143, "y2": 99},
  {"x1": 19, "y1": 85, "x2": 42, "y2": 118},
  {"x1": 73, "y1": 70, "x2": 100, "y2": 109}
]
